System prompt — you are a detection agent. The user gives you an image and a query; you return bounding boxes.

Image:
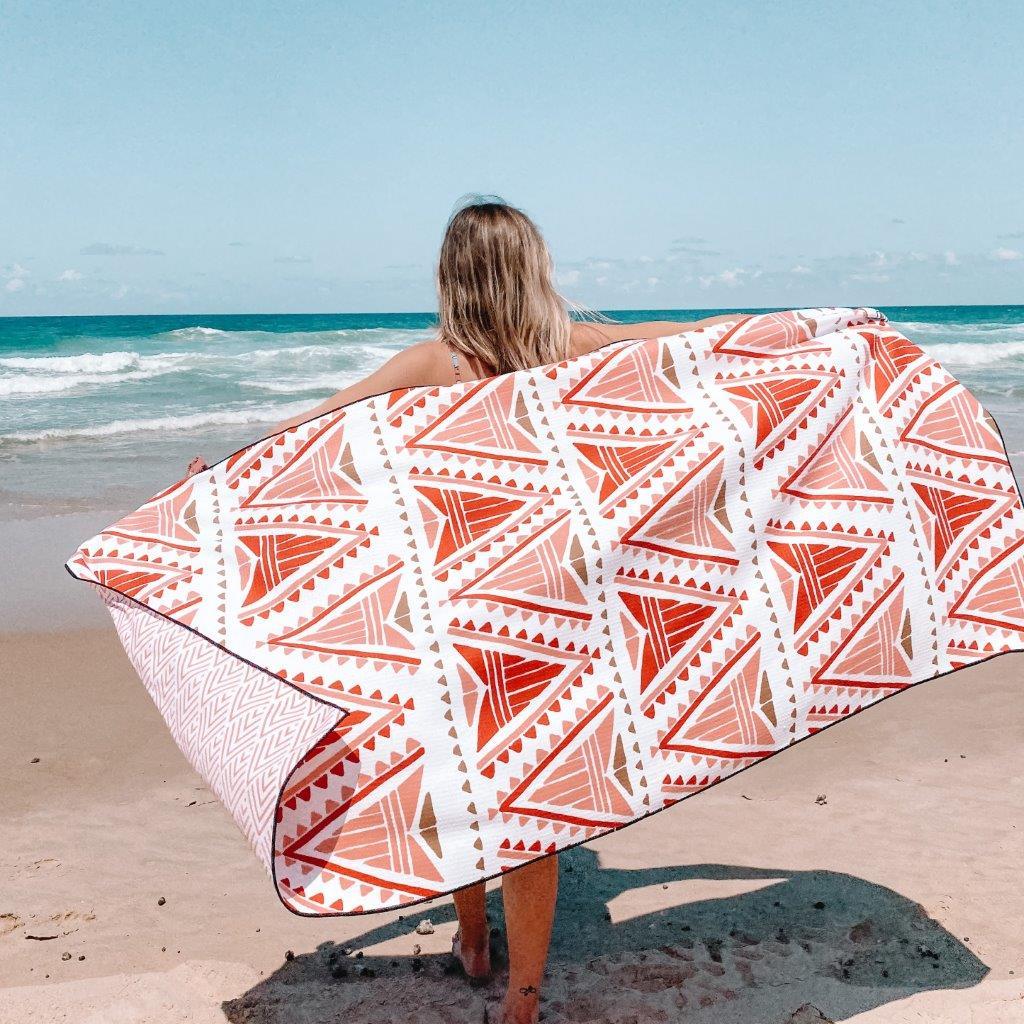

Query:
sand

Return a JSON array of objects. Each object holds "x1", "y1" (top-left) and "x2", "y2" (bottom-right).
[{"x1": 1, "y1": 627, "x2": 1021, "y2": 1023}]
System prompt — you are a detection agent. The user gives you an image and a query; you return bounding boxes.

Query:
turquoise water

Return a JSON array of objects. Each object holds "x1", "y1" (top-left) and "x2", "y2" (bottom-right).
[{"x1": 3, "y1": 306, "x2": 1024, "y2": 518}]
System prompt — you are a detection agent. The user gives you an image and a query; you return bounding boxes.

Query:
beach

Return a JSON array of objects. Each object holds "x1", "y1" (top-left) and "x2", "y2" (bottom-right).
[
  {"x1": 2, "y1": 629, "x2": 1021, "y2": 1023},
  {"x1": 3, "y1": 307, "x2": 1024, "y2": 1022}
]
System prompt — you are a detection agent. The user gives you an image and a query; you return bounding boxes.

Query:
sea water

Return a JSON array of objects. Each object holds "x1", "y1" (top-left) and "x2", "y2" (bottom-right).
[{"x1": 2, "y1": 306, "x2": 1024, "y2": 520}]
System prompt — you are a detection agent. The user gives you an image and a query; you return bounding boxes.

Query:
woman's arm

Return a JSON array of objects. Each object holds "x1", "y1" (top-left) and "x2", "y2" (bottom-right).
[
  {"x1": 271, "y1": 340, "x2": 450, "y2": 433},
  {"x1": 186, "y1": 340, "x2": 452, "y2": 477},
  {"x1": 571, "y1": 313, "x2": 747, "y2": 351}
]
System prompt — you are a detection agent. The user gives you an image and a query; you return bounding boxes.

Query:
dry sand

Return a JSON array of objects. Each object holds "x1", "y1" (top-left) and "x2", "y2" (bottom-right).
[{"x1": 1, "y1": 628, "x2": 1021, "y2": 1023}]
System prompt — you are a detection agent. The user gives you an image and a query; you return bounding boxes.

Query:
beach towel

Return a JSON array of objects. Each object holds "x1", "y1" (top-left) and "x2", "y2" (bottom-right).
[{"x1": 67, "y1": 307, "x2": 1024, "y2": 916}]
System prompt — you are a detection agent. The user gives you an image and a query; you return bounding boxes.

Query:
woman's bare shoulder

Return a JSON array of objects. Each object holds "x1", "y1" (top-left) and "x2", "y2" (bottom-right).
[{"x1": 381, "y1": 337, "x2": 457, "y2": 388}]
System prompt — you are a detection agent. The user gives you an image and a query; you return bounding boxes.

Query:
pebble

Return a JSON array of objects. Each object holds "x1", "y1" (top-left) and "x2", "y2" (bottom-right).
[
  {"x1": 61, "y1": 952, "x2": 72, "y2": 961},
  {"x1": 285, "y1": 950, "x2": 295, "y2": 961},
  {"x1": 30, "y1": 757, "x2": 40, "y2": 764},
  {"x1": 157, "y1": 897, "x2": 166, "y2": 907},
  {"x1": 414, "y1": 919, "x2": 435, "y2": 935}
]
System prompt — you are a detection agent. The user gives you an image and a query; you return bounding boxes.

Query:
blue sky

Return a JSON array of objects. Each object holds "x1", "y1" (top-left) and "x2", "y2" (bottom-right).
[{"x1": 2, "y1": 0, "x2": 1022, "y2": 315}]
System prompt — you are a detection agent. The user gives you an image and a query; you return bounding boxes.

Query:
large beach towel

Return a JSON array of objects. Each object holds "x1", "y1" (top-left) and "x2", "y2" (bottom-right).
[{"x1": 67, "y1": 307, "x2": 1024, "y2": 916}]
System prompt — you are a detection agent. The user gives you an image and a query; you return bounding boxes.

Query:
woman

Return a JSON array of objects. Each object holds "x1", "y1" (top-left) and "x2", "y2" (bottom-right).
[{"x1": 190, "y1": 197, "x2": 741, "y2": 1024}]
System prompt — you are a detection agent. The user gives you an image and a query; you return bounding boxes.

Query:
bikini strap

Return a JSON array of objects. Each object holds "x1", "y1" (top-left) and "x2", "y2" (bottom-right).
[{"x1": 447, "y1": 343, "x2": 463, "y2": 383}]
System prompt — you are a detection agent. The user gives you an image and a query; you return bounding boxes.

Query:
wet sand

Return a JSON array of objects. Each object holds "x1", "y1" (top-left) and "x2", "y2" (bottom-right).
[{"x1": 1, "y1": 627, "x2": 1021, "y2": 1023}]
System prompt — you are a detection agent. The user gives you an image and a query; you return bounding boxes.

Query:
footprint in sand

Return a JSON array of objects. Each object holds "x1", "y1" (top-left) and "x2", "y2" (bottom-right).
[{"x1": 1, "y1": 913, "x2": 24, "y2": 939}]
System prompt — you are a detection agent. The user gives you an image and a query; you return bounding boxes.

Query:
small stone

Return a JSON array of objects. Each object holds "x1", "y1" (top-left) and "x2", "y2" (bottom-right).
[
  {"x1": 815, "y1": 794, "x2": 827, "y2": 805},
  {"x1": 161, "y1": 947, "x2": 166, "y2": 952},
  {"x1": 157, "y1": 897, "x2": 166, "y2": 907},
  {"x1": 285, "y1": 950, "x2": 294, "y2": 961},
  {"x1": 61, "y1": 952, "x2": 71, "y2": 961},
  {"x1": 355, "y1": 950, "x2": 364, "y2": 959},
  {"x1": 30, "y1": 757, "x2": 40, "y2": 764},
  {"x1": 414, "y1": 919, "x2": 435, "y2": 936},
  {"x1": 78, "y1": 955, "x2": 85, "y2": 962},
  {"x1": 813, "y1": 901, "x2": 826, "y2": 910}
]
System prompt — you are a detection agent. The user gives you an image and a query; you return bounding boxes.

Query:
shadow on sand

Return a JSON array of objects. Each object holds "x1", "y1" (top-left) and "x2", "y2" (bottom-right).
[{"x1": 223, "y1": 847, "x2": 986, "y2": 1024}]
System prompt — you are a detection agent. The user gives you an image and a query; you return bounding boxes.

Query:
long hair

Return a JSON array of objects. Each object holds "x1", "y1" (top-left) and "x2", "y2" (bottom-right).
[{"x1": 436, "y1": 196, "x2": 572, "y2": 375}]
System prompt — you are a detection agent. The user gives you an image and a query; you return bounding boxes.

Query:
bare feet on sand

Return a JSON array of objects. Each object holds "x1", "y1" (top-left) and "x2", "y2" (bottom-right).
[{"x1": 451, "y1": 929, "x2": 491, "y2": 983}]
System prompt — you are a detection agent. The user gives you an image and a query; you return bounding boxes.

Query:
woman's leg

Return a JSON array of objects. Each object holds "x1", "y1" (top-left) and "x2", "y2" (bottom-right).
[
  {"x1": 500, "y1": 854, "x2": 558, "y2": 1024},
  {"x1": 452, "y1": 881, "x2": 491, "y2": 978}
]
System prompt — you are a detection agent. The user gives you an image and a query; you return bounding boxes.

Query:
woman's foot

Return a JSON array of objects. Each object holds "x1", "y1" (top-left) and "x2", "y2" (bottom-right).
[
  {"x1": 499, "y1": 986, "x2": 540, "y2": 1024},
  {"x1": 452, "y1": 928, "x2": 491, "y2": 982}
]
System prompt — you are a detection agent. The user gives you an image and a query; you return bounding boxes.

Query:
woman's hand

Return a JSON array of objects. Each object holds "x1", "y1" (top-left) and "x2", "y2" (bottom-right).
[{"x1": 186, "y1": 456, "x2": 209, "y2": 477}]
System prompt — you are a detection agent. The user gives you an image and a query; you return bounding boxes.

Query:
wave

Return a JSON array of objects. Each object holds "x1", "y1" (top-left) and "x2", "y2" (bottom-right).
[
  {"x1": 894, "y1": 320, "x2": 1024, "y2": 335},
  {"x1": 166, "y1": 326, "x2": 231, "y2": 341},
  {"x1": 0, "y1": 401, "x2": 312, "y2": 445},
  {"x1": 0, "y1": 351, "x2": 145, "y2": 374},
  {"x1": 0, "y1": 369, "x2": 174, "y2": 397},
  {"x1": 239, "y1": 371, "x2": 366, "y2": 394},
  {"x1": 920, "y1": 339, "x2": 1024, "y2": 366}
]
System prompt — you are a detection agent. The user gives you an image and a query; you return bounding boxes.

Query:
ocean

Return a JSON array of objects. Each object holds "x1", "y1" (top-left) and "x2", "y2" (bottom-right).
[{"x1": 3, "y1": 306, "x2": 1024, "y2": 522}]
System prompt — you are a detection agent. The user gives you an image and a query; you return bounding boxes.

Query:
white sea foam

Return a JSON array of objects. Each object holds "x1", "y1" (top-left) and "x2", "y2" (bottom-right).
[
  {"x1": 894, "y1": 320, "x2": 1024, "y2": 336},
  {"x1": 0, "y1": 369, "x2": 174, "y2": 397},
  {"x1": 0, "y1": 401, "x2": 312, "y2": 444},
  {"x1": 166, "y1": 326, "x2": 231, "y2": 341},
  {"x1": 0, "y1": 351, "x2": 144, "y2": 374},
  {"x1": 239, "y1": 371, "x2": 365, "y2": 394},
  {"x1": 919, "y1": 340, "x2": 1024, "y2": 366}
]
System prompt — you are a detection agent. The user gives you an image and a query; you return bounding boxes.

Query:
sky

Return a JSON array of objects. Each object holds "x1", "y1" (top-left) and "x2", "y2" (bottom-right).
[{"x1": 2, "y1": 0, "x2": 1022, "y2": 316}]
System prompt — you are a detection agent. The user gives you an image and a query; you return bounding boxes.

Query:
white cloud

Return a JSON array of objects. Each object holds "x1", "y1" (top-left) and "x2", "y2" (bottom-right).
[
  {"x1": 556, "y1": 269, "x2": 580, "y2": 286},
  {"x1": 2, "y1": 262, "x2": 29, "y2": 280},
  {"x1": 273, "y1": 255, "x2": 312, "y2": 265},
  {"x1": 944, "y1": 250, "x2": 959, "y2": 266},
  {"x1": 58, "y1": 268, "x2": 83, "y2": 281},
  {"x1": 81, "y1": 242, "x2": 164, "y2": 256},
  {"x1": 790, "y1": 264, "x2": 811, "y2": 275},
  {"x1": 698, "y1": 268, "x2": 745, "y2": 289},
  {"x1": 4, "y1": 277, "x2": 25, "y2": 292},
  {"x1": 646, "y1": 276, "x2": 660, "y2": 288},
  {"x1": 992, "y1": 247, "x2": 1022, "y2": 261}
]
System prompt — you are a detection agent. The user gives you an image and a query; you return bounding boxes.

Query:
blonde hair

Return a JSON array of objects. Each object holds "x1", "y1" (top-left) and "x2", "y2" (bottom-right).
[{"x1": 436, "y1": 196, "x2": 572, "y2": 375}]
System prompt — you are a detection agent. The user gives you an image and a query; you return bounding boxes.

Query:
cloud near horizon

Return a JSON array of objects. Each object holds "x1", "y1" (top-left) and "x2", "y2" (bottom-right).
[{"x1": 80, "y1": 243, "x2": 165, "y2": 256}]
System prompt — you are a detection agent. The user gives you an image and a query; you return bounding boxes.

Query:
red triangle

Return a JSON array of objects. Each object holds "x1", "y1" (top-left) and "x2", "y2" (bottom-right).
[
  {"x1": 500, "y1": 693, "x2": 633, "y2": 827},
  {"x1": 240, "y1": 418, "x2": 366, "y2": 508},
  {"x1": 720, "y1": 370, "x2": 839, "y2": 467},
  {"x1": 621, "y1": 446, "x2": 736, "y2": 564},
  {"x1": 451, "y1": 513, "x2": 590, "y2": 619},
  {"x1": 405, "y1": 377, "x2": 546, "y2": 465},
  {"x1": 562, "y1": 342, "x2": 691, "y2": 414},
  {"x1": 780, "y1": 410, "x2": 892, "y2": 505},
  {"x1": 269, "y1": 561, "x2": 418, "y2": 666},
  {"x1": 949, "y1": 535, "x2": 1024, "y2": 634},
  {"x1": 660, "y1": 633, "x2": 775, "y2": 758},
  {"x1": 415, "y1": 480, "x2": 550, "y2": 572},
  {"x1": 901, "y1": 381, "x2": 1006, "y2": 464},
  {"x1": 812, "y1": 571, "x2": 913, "y2": 688}
]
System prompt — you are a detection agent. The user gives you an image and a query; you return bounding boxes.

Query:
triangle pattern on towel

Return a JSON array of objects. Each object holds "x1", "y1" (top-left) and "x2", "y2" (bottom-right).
[
  {"x1": 780, "y1": 409, "x2": 891, "y2": 505},
  {"x1": 405, "y1": 377, "x2": 547, "y2": 465},
  {"x1": 659, "y1": 631, "x2": 776, "y2": 759}
]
